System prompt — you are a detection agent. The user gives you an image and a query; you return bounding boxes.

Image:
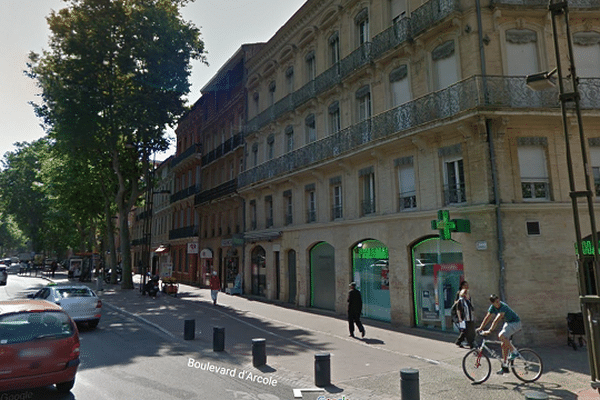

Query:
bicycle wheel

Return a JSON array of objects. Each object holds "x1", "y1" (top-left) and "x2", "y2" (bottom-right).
[
  {"x1": 511, "y1": 348, "x2": 543, "y2": 382},
  {"x1": 463, "y1": 349, "x2": 491, "y2": 384}
]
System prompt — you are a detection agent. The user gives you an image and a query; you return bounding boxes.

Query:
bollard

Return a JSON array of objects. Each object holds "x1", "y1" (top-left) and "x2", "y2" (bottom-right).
[
  {"x1": 400, "y1": 368, "x2": 419, "y2": 400},
  {"x1": 213, "y1": 327, "x2": 225, "y2": 352},
  {"x1": 252, "y1": 338, "x2": 266, "y2": 367},
  {"x1": 524, "y1": 391, "x2": 549, "y2": 400},
  {"x1": 184, "y1": 319, "x2": 195, "y2": 340},
  {"x1": 314, "y1": 353, "x2": 331, "y2": 387}
]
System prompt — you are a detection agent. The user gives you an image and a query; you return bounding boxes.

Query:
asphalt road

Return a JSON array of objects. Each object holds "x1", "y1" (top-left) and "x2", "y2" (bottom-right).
[{"x1": 0, "y1": 272, "x2": 292, "y2": 400}]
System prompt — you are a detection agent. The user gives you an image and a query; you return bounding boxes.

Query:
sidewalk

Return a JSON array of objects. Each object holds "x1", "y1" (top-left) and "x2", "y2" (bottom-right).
[{"x1": 55, "y1": 273, "x2": 599, "y2": 400}]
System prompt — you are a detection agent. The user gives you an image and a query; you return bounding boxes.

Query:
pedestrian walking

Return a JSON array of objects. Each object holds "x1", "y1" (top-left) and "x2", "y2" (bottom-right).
[
  {"x1": 347, "y1": 282, "x2": 365, "y2": 338},
  {"x1": 454, "y1": 288, "x2": 475, "y2": 348},
  {"x1": 455, "y1": 280, "x2": 470, "y2": 301},
  {"x1": 50, "y1": 260, "x2": 58, "y2": 278},
  {"x1": 210, "y1": 271, "x2": 221, "y2": 305}
]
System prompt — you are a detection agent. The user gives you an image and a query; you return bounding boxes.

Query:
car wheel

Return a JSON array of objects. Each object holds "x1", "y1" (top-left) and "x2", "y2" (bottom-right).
[
  {"x1": 56, "y1": 379, "x2": 75, "y2": 393},
  {"x1": 88, "y1": 319, "x2": 99, "y2": 329}
]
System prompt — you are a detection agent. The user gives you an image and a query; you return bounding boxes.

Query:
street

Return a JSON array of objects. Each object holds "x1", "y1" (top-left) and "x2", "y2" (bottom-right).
[
  {"x1": 1, "y1": 267, "x2": 599, "y2": 400},
  {"x1": 0, "y1": 271, "x2": 291, "y2": 400}
]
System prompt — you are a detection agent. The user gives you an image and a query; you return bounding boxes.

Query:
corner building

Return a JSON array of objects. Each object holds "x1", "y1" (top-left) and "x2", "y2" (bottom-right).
[{"x1": 236, "y1": 0, "x2": 600, "y2": 343}]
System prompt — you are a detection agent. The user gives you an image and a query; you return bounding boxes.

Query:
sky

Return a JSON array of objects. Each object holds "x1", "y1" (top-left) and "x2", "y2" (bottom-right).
[{"x1": 0, "y1": 0, "x2": 307, "y2": 161}]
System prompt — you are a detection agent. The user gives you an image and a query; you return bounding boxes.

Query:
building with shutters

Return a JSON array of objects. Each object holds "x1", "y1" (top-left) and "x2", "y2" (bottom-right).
[{"x1": 231, "y1": 0, "x2": 600, "y2": 343}]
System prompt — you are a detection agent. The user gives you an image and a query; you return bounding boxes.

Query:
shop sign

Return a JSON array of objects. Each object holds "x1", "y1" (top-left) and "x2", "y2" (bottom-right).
[
  {"x1": 200, "y1": 248, "x2": 213, "y2": 259},
  {"x1": 187, "y1": 242, "x2": 199, "y2": 254},
  {"x1": 221, "y1": 239, "x2": 232, "y2": 248},
  {"x1": 431, "y1": 210, "x2": 470, "y2": 240}
]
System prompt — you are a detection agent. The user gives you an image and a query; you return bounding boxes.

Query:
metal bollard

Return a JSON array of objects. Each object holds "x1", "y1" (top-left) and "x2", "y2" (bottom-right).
[
  {"x1": 213, "y1": 327, "x2": 225, "y2": 352},
  {"x1": 400, "y1": 368, "x2": 419, "y2": 400},
  {"x1": 314, "y1": 353, "x2": 331, "y2": 387},
  {"x1": 252, "y1": 338, "x2": 266, "y2": 367},
  {"x1": 184, "y1": 319, "x2": 195, "y2": 340}
]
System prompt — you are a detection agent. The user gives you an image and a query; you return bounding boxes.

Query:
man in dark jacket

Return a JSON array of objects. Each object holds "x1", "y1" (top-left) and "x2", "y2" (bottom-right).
[{"x1": 348, "y1": 282, "x2": 365, "y2": 338}]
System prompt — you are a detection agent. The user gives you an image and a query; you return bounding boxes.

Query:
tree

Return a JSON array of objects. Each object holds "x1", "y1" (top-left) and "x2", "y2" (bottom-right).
[{"x1": 27, "y1": 0, "x2": 206, "y2": 288}]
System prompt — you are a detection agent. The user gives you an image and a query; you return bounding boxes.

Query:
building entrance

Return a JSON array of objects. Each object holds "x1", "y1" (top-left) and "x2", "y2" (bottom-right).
[{"x1": 352, "y1": 239, "x2": 391, "y2": 322}]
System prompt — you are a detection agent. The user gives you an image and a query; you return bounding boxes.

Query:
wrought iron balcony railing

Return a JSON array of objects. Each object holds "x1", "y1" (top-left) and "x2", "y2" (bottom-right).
[
  {"x1": 521, "y1": 179, "x2": 550, "y2": 200},
  {"x1": 306, "y1": 210, "x2": 317, "y2": 223},
  {"x1": 202, "y1": 133, "x2": 243, "y2": 166},
  {"x1": 170, "y1": 185, "x2": 201, "y2": 203},
  {"x1": 245, "y1": 0, "x2": 460, "y2": 135},
  {"x1": 285, "y1": 214, "x2": 293, "y2": 226},
  {"x1": 491, "y1": 0, "x2": 599, "y2": 7},
  {"x1": 398, "y1": 192, "x2": 417, "y2": 211},
  {"x1": 361, "y1": 199, "x2": 376, "y2": 216},
  {"x1": 170, "y1": 143, "x2": 202, "y2": 169},
  {"x1": 195, "y1": 179, "x2": 237, "y2": 205},
  {"x1": 443, "y1": 183, "x2": 466, "y2": 205},
  {"x1": 169, "y1": 225, "x2": 199, "y2": 240},
  {"x1": 238, "y1": 76, "x2": 600, "y2": 188},
  {"x1": 331, "y1": 205, "x2": 343, "y2": 221}
]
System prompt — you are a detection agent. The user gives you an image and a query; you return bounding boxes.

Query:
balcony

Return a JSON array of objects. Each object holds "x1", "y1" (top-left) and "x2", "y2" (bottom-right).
[
  {"x1": 245, "y1": 0, "x2": 460, "y2": 135},
  {"x1": 170, "y1": 185, "x2": 201, "y2": 203},
  {"x1": 443, "y1": 183, "x2": 466, "y2": 205},
  {"x1": 170, "y1": 143, "x2": 202, "y2": 170},
  {"x1": 361, "y1": 199, "x2": 376, "y2": 216},
  {"x1": 239, "y1": 76, "x2": 600, "y2": 188},
  {"x1": 195, "y1": 179, "x2": 237, "y2": 205},
  {"x1": 202, "y1": 133, "x2": 243, "y2": 165},
  {"x1": 491, "y1": 0, "x2": 599, "y2": 7},
  {"x1": 398, "y1": 192, "x2": 417, "y2": 211},
  {"x1": 331, "y1": 205, "x2": 343, "y2": 221},
  {"x1": 169, "y1": 225, "x2": 199, "y2": 240},
  {"x1": 306, "y1": 210, "x2": 316, "y2": 223}
]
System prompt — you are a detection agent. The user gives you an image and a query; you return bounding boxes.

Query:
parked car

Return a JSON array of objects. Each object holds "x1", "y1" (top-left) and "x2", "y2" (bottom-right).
[
  {"x1": 0, "y1": 266, "x2": 7, "y2": 286},
  {"x1": 28, "y1": 284, "x2": 102, "y2": 328},
  {"x1": 0, "y1": 299, "x2": 80, "y2": 393},
  {"x1": 1, "y1": 258, "x2": 11, "y2": 266}
]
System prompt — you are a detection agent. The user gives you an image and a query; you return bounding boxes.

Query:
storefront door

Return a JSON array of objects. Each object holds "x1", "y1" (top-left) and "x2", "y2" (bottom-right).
[
  {"x1": 310, "y1": 242, "x2": 335, "y2": 310},
  {"x1": 412, "y1": 237, "x2": 463, "y2": 331},
  {"x1": 352, "y1": 239, "x2": 391, "y2": 322}
]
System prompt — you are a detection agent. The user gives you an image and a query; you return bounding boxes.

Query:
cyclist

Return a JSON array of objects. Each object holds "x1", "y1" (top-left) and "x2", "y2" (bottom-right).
[{"x1": 476, "y1": 294, "x2": 522, "y2": 374}]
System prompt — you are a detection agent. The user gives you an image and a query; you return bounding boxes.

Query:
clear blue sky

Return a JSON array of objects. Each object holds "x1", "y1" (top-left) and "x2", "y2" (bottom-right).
[{"x1": 0, "y1": 0, "x2": 306, "y2": 161}]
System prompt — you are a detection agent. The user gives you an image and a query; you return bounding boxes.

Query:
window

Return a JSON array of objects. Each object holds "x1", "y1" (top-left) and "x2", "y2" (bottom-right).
[
  {"x1": 328, "y1": 101, "x2": 341, "y2": 134},
  {"x1": 250, "y1": 200, "x2": 257, "y2": 230},
  {"x1": 286, "y1": 66, "x2": 294, "y2": 94},
  {"x1": 330, "y1": 176, "x2": 343, "y2": 220},
  {"x1": 285, "y1": 125, "x2": 294, "y2": 153},
  {"x1": 356, "y1": 86, "x2": 371, "y2": 121},
  {"x1": 518, "y1": 142, "x2": 550, "y2": 200},
  {"x1": 573, "y1": 32, "x2": 600, "y2": 78},
  {"x1": 305, "y1": 184, "x2": 316, "y2": 223},
  {"x1": 284, "y1": 190, "x2": 293, "y2": 225},
  {"x1": 329, "y1": 32, "x2": 340, "y2": 66},
  {"x1": 253, "y1": 92, "x2": 260, "y2": 115},
  {"x1": 268, "y1": 81, "x2": 276, "y2": 107},
  {"x1": 505, "y1": 29, "x2": 539, "y2": 76},
  {"x1": 432, "y1": 40, "x2": 458, "y2": 90},
  {"x1": 267, "y1": 134, "x2": 274, "y2": 160},
  {"x1": 265, "y1": 196, "x2": 273, "y2": 228},
  {"x1": 239, "y1": 157, "x2": 244, "y2": 174},
  {"x1": 396, "y1": 157, "x2": 416, "y2": 210},
  {"x1": 305, "y1": 51, "x2": 316, "y2": 82},
  {"x1": 356, "y1": 8, "x2": 369, "y2": 46},
  {"x1": 390, "y1": 0, "x2": 407, "y2": 23},
  {"x1": 390, "y1": 65, "x2": 411, "y2": 107},
  {"x1": 590, "y1": 145, "x2": 600, "y2": 196},
  {"x1": 360, "y1": 167, "x2": 376, "y2": 215},
  {"x1": 252, "y1": 143, "x2": 259, "y2": 167},
  {"x1": 444, "y1": 158, "x2": 466, "y2": 204},
  {"x1": 305, "y1": 114, "x2": 316, "y2": 144}
]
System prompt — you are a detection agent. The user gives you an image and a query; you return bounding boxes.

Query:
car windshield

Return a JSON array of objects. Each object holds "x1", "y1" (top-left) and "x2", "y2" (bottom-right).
[
  {"x1": 57, "y1": 288, "x2": 93, "y2": 298},
  {"x1": 0, "y1": 311, "x2": 74, "y2": 344}
]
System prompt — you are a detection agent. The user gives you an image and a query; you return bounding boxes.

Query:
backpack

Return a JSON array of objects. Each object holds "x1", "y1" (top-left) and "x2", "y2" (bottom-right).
[{"x1": 451, "y1": 299, "x2": 464, "y2": 323}]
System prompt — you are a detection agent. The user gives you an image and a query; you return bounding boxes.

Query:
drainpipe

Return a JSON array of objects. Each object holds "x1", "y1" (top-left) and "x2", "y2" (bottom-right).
[{"x1": 476, "y1": 0, "x2": 506, "y2": 300}]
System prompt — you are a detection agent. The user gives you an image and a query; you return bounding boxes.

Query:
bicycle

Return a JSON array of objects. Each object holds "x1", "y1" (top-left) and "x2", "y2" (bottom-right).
[{"x1": 462, "y1": 332, "x2": 543, "y2": 384}]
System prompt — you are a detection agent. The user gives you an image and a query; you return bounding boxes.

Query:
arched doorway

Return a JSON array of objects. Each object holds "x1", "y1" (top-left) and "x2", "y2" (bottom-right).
[
  {"x1": 287, "y1": 249, "x2": 296, "y2": 303},
  {"x1": 412, "y1": 237, "x2": 463, "y2": 332},
  {"x1": 352, "y1": 239, "x2": 391, "y2": 322},
  {"x1": 251, "y1": 246, "x2": 266, "y2": 296},
  {"x1": 310, "y1": 242, "x2": 335, "y2": 310}
]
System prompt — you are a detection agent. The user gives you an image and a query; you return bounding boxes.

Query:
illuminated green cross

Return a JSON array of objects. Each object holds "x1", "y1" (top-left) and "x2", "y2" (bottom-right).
[{"x1": 431, "y1": 210, "x2": 470, "y2": 240}]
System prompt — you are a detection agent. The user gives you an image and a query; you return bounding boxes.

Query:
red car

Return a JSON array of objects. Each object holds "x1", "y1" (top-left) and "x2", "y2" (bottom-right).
[{"x1": 0, "y1": 300, "x2": 80, "y2": 393}]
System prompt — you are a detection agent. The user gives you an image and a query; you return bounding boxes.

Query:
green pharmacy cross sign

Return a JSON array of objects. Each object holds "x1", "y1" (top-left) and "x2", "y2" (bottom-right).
[{"x1": 431, "y1": 210, "x2": 471, "y2": 240}]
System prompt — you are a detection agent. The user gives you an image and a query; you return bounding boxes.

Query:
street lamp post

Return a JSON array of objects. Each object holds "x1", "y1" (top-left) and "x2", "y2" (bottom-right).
[{"x1": 527, "y1": 0, "x2": 600, "y2": 392}]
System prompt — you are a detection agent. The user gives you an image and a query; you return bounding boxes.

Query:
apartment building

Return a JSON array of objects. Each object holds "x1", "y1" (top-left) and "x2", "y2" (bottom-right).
[
  {"x1": 194, "y1": 45, "x2": 263, "y2": 288},
  {"x1": 151, "y1": 157, "x2": 174, "y2": 277},
  {"x1": 170, "y1": 106, "x2": 203, "y2": 283},
  {"x1": 235, "y1": 0, "x2": 600, "y2": 343}
]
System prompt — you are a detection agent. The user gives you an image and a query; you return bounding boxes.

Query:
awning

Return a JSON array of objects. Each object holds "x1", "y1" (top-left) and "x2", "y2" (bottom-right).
[
  {"x1": 153, "y1": 245, "x2": 169, "y2": 253},
  {"x1": 243, "y1": 229, "x2": 282, "y2": 243},
  {"x1": 200, "y1": 248, "x2": 213, "y2": 259}
]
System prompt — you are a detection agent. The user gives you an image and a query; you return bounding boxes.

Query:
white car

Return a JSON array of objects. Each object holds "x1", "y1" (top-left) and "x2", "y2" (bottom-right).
[{"x1": 29, "y1": 284, "x2": 102, "y2": 328}]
